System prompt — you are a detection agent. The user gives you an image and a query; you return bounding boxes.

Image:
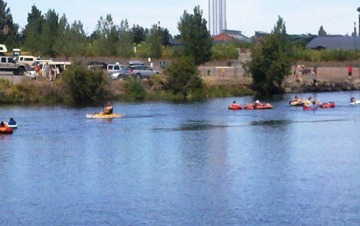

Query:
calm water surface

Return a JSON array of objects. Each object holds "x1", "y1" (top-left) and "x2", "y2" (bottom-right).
[{"x1": 1, "y1": 92, "x2": 360, "y2": 225}]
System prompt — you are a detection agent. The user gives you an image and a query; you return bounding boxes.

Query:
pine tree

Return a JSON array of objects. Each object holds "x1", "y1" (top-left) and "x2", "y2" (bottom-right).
[{"x1": 178, "y1": 6, "x2": 212, "y2": 66}]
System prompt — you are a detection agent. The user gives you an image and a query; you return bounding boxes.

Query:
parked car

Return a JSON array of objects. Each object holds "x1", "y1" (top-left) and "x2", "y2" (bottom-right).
[
  {"x1": 107, "y1": 63, "x2": 126, "y2": 74},
  {"x1": 109, "y1": 66, "x2": 131, "y2": 80},
  {"x1": 129, "y1": 65, "x2": 159, "y2": 79}
]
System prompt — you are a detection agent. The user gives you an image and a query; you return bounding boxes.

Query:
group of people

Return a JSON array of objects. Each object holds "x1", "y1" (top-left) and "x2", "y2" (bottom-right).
[
  {"x1": 44, "y1": 63, "x2": 59, "y2": 81},
  {"x1": 0, "y1": 118, "x2": 16, "y2": 127},
  {"x1": 33, "y1": 62, "x2": 59, "y2": 81},
  {"x1": 295, "y1": 65, "x2": 318, "y2": 86},
  {"x1": 290, "y1": 95, "x2": 320, "y2": 106}
]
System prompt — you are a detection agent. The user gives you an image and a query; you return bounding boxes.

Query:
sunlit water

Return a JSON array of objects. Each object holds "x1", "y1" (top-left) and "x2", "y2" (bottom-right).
[{"x1": 1, "y1": 92, "x2": 360, "y2": 225}]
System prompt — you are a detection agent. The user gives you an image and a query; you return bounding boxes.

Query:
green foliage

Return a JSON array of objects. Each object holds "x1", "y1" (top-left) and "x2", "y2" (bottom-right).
[
  {"x1": 62, "y1": 61, "x2": 112, "y2": 104},
  {"x1": 178, "y1": 6, "x2": 212, "y2": 65},
  {"x1": 23, "y1": 5, "x2": 44, "y2": 55},
  {"x1": 212, "y1": 43, "x2": 239, "y2": 60},
  {"x1": 124, "y1": 77, "x2": 146, "y2": 101},
  {"x1": 164, "y1": 57, "x2": 203, "y2": 99},
  {"x1": 146, "y1": 24, "x2": 162, "y2": 59},
  {"x1": 245, "y1": 16, "x2": 293, "y2": 95},
  {"x1": 41, "y1": 9, "x2": 59, "y2": 57},
  {"x1": 0, "y1": 0, "x2": 20, "y2": 48},
  {"x1": 293, "y1": 48, "x2": 360, "y2": 62},
  {"x1": 204, "y1": 84, "x2": 254, "y2": 98}
]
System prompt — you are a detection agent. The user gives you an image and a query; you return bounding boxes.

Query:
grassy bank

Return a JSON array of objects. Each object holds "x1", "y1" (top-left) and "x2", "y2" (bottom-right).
[{"x1": 0, "y1": 76, "x2": 254, "y2": 105}]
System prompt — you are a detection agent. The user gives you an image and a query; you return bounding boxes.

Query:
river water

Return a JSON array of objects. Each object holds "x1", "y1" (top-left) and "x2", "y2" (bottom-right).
[{"x1": 1, "y1": 92, "x2": 360, "y2": 225}]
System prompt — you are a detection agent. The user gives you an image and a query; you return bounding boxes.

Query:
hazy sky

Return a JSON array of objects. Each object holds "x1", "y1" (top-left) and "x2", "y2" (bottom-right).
[{"x1": 7, "y1": 0, "x2": 360, "y2": 36}]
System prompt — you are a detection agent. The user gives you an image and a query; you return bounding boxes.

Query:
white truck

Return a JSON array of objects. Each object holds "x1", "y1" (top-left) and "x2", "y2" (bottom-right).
[{"x1": 0, "y1": 55, "x2": 31, "y2": 75}]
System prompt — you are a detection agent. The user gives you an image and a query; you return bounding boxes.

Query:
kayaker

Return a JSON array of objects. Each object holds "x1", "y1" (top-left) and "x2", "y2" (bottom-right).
[
  {"x1": 254, "y1": 100, "x2": 262, "y2": 109},
  {"x1": 0, "y1": 121, "x2": 5, "y2": 127},
  {"x1": 103, "y1": 102, "x2": 113, "y2": 115},
  {"x1": 8, "y1": 117, "x2": 16, "y2": 126}
]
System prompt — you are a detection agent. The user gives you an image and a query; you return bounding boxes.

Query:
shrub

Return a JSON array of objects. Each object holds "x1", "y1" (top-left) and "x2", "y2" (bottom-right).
[
  {"x1": 164, "y1": 56, "x2": 203, "y2": 99},
  {"x1": 124, "y1": 77, "x2": 146, "y2": 101},
  {"x1": 61, "y1": 61, "x2": 112, "y2": 104}
]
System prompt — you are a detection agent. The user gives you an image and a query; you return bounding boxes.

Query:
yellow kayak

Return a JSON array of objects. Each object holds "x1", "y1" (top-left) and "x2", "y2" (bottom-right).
[{"x1": 86, "y1": 113, "x2": 125, "y2": 119}]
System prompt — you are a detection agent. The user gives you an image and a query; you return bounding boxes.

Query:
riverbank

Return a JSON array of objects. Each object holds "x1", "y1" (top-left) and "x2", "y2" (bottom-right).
[{"x1": 1, "y1": 65, "x2": 360, "y2": 105}]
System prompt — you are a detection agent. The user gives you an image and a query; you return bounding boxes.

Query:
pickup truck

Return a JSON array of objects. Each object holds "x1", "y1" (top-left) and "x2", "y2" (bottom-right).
[{"x1": 0, "y1": 56, "x2": 30, "y2": 75}]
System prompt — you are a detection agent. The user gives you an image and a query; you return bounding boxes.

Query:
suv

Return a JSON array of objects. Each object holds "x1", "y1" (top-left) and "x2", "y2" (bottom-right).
[
  {"x1": 109, "y1": 66, "x2": 131, "y2": 80},
  {"x1": 107, "y1": 63, "x2": 126, "y2": 74},
  {"x1": 0, "y1": 56, "x2": 30, "y2": 75},
  {"x1": 130, "y1": 65, "x2": 159, "y2": 79}
]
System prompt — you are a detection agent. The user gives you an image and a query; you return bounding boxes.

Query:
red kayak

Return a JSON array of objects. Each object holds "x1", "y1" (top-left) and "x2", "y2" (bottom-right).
[
  {"x1": 319, "y1": 102, "x2": 335, "y2": 108},
  {"x1": 244, "y1": 103, "x2": 273, "y2": 110},
  {"x1": 228, "y1": 103, "x2": 243, "y2": 110},
  {"x1": 0, "y1": 125, "x2": 13, "y2": 134}
]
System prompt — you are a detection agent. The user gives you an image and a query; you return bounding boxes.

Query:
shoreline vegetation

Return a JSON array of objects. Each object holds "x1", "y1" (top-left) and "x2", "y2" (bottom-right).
[{"x1": 1, "y1": 60, "x2": 360, "y2": 106}]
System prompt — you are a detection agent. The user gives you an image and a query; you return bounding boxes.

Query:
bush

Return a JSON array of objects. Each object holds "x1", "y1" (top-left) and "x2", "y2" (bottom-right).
[
  {"x1": 123, "y1": 77, "x2": 146, "y2": 101},
  {"x1": 212, "y1": 43, "x2": 239, "y2": 60},
  {"x1": 164, "y1": 56, "x2": 203, "y2": 99},
  {"x1": 62, "y1": 61, "x2": 112, "y2": 104}
]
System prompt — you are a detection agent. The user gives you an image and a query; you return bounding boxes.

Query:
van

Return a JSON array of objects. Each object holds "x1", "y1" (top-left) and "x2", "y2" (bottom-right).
[{"x1": 37, "y1": 61, "x2": 72, "y2": 78}]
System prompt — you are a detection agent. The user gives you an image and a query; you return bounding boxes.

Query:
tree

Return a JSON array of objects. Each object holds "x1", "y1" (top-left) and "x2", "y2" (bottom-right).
[
  {"x1": 93, "y1": 14, "x2": 118, "y2": 56},
  {"x1": 164, "y1": 56, "x2": 203, "y2": 99},
  {"x1": 54, "y1": 17, "x2": 87, "y2": 58},
  {"x1": 244, "y1": 16, "x2": 293, "y2": 95},
  {"x1": 41, "y1": 9, "x2": 59, "y2": 57},
  {"x1": 318, "y1": 25, "x2": 327, "y2": 36},
  {"x1": 131, "y1": 24, "x2": 147, "y2": 44},
  {"x1": 0, "y1": 0, "x2": 20, "y2": 48},
  {"x1": 178, "y1": 6, "x2": 212, "y2": 65},
  {"x1": 146, "y1": 24, "x2": 162, "y2": 58},
  {"x1": 117, "y1": 19, "x2": 133, "y2": 58},
  {"x1": 23, "y1": 5, "x2": 44, "y2": 55}
]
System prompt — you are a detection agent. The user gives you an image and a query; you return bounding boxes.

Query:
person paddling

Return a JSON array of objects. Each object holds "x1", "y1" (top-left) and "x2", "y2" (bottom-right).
[
  {"x1": 8, "y1": 117, "x2": 16, "y2": 126},
  {"x1": 102, "y1": 102, "x2": 113, "y2": 115}
]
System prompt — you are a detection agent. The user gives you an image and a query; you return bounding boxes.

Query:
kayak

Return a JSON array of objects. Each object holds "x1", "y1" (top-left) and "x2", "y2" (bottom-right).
[
  {"x1": 319, "y1": 102, "x2": 335, "y2": 108},
  {"x1": 7, "y1": 123, "x2": 17, "y2": 129},
  {"x1": 350, "y1": 100, "x2": 360, "y2": 105},
  {"x1": 228, "y1": 103, "x2": 243, "y2": 110},
  {"x1": 244, "y1": 103, "x2": 273, "y2": 110},
  {"x1": 86, "y1": 113, "x2": 125, "y2": 119},
  {"x1": 0, "y1": 126, "x2": 13, "y2": 134}
]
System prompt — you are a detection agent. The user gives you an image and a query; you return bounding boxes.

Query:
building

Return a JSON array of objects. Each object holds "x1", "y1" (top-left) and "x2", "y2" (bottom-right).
[
  {"x1": 208, "y1": 0, "x2": 227, "y2": 36},
  {"x1": 212, "y1": 30, "x2": 251, "y2": 44},
  {"x1": 306, "y1": 36, "x2": 360, "y2": 50}
]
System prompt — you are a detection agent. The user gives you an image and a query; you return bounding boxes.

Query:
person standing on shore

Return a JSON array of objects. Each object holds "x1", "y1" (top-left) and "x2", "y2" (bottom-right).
[
  {"x1": 348, "y1": 64, "x2": 353, "y2": 79},
  {"x1": 45, "y1": 63, "x2": 50, "y2": 81}
]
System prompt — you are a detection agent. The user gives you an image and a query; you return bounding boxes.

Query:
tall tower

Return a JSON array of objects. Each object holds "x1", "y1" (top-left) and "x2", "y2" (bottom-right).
[{"x1": 208, "y1": 0, "x2": 227, "y2": 36}]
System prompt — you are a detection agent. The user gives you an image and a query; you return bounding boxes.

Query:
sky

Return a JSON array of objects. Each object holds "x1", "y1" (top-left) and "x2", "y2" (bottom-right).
[{"x1": 7, "y1": 0, "x2": 360, "y2": 37}]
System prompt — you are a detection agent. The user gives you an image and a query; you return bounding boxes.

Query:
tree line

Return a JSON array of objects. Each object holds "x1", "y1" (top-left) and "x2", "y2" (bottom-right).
[{"x1": 0, "y1": 1, "x2": 173, "y2": 58}]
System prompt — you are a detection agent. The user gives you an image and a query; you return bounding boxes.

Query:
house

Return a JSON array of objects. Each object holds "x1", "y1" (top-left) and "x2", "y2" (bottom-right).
[
  {"x1": 306, "y1": 36, "x2": 360, "y2": 50},
  {"x1": 212, "y1": 30, "x2": 251, "y2": 44}
]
